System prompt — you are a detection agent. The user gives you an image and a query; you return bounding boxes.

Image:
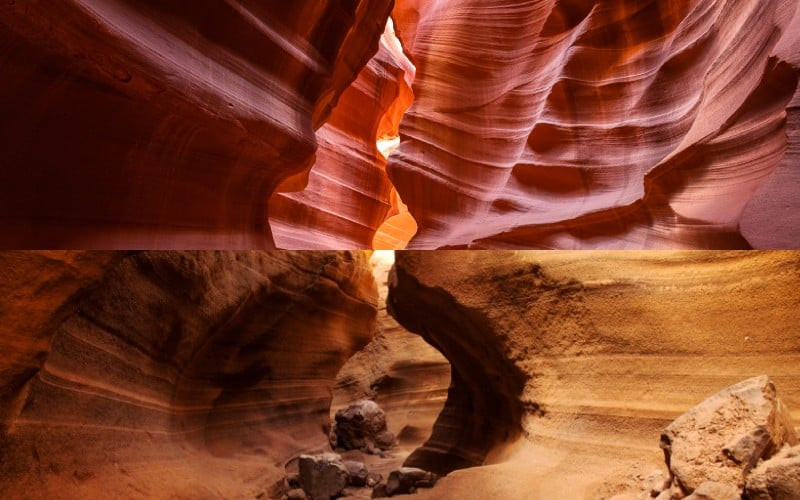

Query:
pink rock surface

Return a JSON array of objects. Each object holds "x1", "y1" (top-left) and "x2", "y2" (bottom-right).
[
  {"x1": 0, "y1": 1, "x2": 392, "y2": 248},
  {"x1": 269, "y1": 21, "x2": 415, "y2": 249},
  {"x1": 389, "y1": 0, "x2": 800, "y2": 249}
]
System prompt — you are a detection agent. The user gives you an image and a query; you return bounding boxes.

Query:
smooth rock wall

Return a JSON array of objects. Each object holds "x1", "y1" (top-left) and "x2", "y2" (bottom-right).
[{"x1": 0, "y1": 251, "x2": 377, "y2": 499}]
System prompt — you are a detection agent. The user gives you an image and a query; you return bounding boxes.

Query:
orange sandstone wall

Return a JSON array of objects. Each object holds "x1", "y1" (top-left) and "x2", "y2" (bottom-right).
[
  {"x1": 0, "y1": 251, "x2": 377, "y2": 499},
  {"x1": 389, "y1": 251, "x2": 800, "y2": 487}
]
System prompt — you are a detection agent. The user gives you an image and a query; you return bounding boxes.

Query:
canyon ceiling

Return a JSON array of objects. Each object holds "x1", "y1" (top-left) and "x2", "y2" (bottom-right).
[{"x1": 1, "y1": 0, "x2": 798, "y2": 249}]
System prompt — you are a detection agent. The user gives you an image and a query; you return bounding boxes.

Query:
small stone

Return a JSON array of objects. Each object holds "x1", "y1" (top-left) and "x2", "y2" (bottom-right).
[
  {"x1": 385, "y1": 467, "x2": 438, "y2": 496},
  {"x1": 654, "y1": 490, "x2": 671, "y2": 500},
  {"x1": 344, "y1": 460, "x2": 369, "y2": 487},
  {"x1": 366, "y1": 472, "x2": 382, "y2": 488},
  {"x1": 371, "y1": 483, "x2": 388, "y2": 498},
  {"x1": 684, "y1": 481, "x2": 740, "y2": 500},
  {"x1": 643, "y1": 469, "x2": 670, "y2": 497},
  {"x1": 287, "y1": 489, "x2": 307, "y2": 500},
  {"x1": 653, "y1": 481, "x2": 685, "y2": 500}
]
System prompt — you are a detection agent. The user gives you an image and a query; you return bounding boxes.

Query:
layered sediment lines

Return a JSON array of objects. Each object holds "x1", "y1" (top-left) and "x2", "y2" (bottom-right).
[
  {"x1": 390, "y1": 0, "x2": 800, "y2": 249},
  {"x1": 741, "y1": 4, "x2": 800, "y2": 248},
  {"x1": 269, "y1": 21, "x2": 416, "y2": 249},
  {"x1": 0, "y1": 251, "x2": 377, "y2": 499},
  {"x1": 389, "y1": 251, "x2": 800, "y2": 496},
  {"x1": 0, "y1": 1, "x2": 392, "y2": 248},
  {"x1": 332, "y1": 252, "x2": 450, "y2": 451}
]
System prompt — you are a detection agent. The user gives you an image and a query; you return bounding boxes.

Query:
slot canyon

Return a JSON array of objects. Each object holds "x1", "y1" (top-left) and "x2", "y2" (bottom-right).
[
  {"x1": 1, "y1": 250, "x2": 798, "y2": 499},
  {"x1": 1, "y1": 1, "x2": 799, "y2": 249}
]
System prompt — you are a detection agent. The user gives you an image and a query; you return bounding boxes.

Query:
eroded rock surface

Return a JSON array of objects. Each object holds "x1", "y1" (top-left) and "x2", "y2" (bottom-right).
[
  {"x1": 269, "y1": 21, "x2": 415, "y2": 250},
  {"x1": 683, "y1": 481, "x2": 741, "y2": 500},
  {"x1": 661, "y1": 376, "x2": 798, "y2": 493},
  {"x1": 0, "y1": 2, "x2": 392, "y2": 248},
  {"x1": 298, "y1": 453, "x2": 349, "y2": 500},
  {"x1": 388, "y1": 251, "x2": 800, "y2": 496},
  {"x1": 389, "y1": 0, "x2": 800, "y2": 249},
  {"x1": 744, "y1": 445, "x2": 800, "y2": 500},
  {"x1": 0, "y1": 251, "x2": 377, "y2": 499}
]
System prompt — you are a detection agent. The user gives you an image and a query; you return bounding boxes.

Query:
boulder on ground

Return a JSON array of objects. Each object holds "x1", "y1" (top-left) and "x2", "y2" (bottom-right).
[
  {"x1": 660, "y1": 375, "x2": 797, "y2": 493},
  {"x1": 744, "y1": 445, "x2": 800, "y2": 500},
  {"x1": 385, "y1": 467, "x2": 438, "y2": 496},
  {"x1": 331, "y1": 400, "x2": 396, "y2": 453},
  {"x1": 298, "y1": 453, "x2": 349, "y2": 500}
]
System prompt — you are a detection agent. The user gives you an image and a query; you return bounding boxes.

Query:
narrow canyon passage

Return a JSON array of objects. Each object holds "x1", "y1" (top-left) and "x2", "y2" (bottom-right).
[
  {"x1": 268, "y1": 18, "x2": 419, "y2": 251},
  {"x1": 1, "y1": 251, "x2": 798, "y2": 499},
  {"x1": 1, "y1": 2, "x2": 798, "y2": 248}
]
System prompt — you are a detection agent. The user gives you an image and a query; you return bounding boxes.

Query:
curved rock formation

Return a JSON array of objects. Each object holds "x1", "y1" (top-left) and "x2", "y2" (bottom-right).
[
  {"x1": 0, "y1": 251, "x2": 377, "y2": 499},
  {"x1": 389, "y1": 0, "x2": 800, "y2": 249},
  {"x1": 388, "y1": 251, "x2": 800, "y2": 496},
  {"x1": 741, "y1": 3, "x2": 800, "y2": 248},
  {"x1": 269, "y1": 20, "x2": 416, "y2": 249},
  {"x1": 332, "y1": 251, "x2": 449, "y2": 452},
  {"x1": 0, "y1": 1, "x2": 392, "y2": 248}
]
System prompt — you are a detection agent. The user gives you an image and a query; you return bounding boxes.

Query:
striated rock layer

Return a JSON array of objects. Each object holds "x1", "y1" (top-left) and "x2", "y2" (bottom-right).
[
  {"x1": 741, "y1": 3, "x2": 800, "y2": 248},
  {"x1": 269, "y1": 20, "x2": 416, "y2": 250},
  {"x1": 332, "y1": 252, "x2": 449, "y2": 452},
  {"x1": 0, "y1": 251, "x2": 377, "y2": 499},
  {"x1": 0, "y1": 1, "x2": 392, "y2": 248},
  {"x1": 388, "y1": 251, "x2": 800, "y2": 497},
  {"x1": 389, "y1": 0, "x2": 800, "y2": 249}
]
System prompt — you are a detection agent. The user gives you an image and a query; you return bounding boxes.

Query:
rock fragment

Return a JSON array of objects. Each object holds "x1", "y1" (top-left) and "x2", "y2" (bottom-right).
[
  {"x1": 744, "y1": 445, "x2": 800, "y2": 500},
  {"x1": 683, "y1": 481, "x2": 740, "y2": 500},
  {"x1": 298, "y1": 453, "x2": 349, "y2": 500},
  {"x1": 344, "y1": 460, "x2": 369, "y2": 487},
  {"x1": 643, "y1": 469, "x2": 670, "y2": 497},
  {"x1": 385, "y1": 467, "x2": 437, "y2": 496},
  {"x1": 287, "y1": 489, "x2": 308, "y2": 500},
  {"x1": 331, "y1": 400, "x2": 396, "y2": 453},
  {"x1": 660, "y1": 375, "x2": 797, "y2": 492}
]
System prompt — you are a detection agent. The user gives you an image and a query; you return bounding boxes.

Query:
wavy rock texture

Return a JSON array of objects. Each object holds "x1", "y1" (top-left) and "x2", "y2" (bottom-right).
[
  {"x1": 388, "y1": 251, "x2": 800, "y2": 497},
  {"x1": 389, "y1": 0, "x2": 800, "y2": 249},
  {"x1": 0, "y1": 251, "x2": 377, "y2": 499},
  {"x1": 741, "y1": 3, "x2": 800, "y2": 248},
  {"x1": 269, "y1": 21, "x2": 416, "y2": 250},
  {"x1": 0, "y1": 1, "x2": 392, "y2": 248}
]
